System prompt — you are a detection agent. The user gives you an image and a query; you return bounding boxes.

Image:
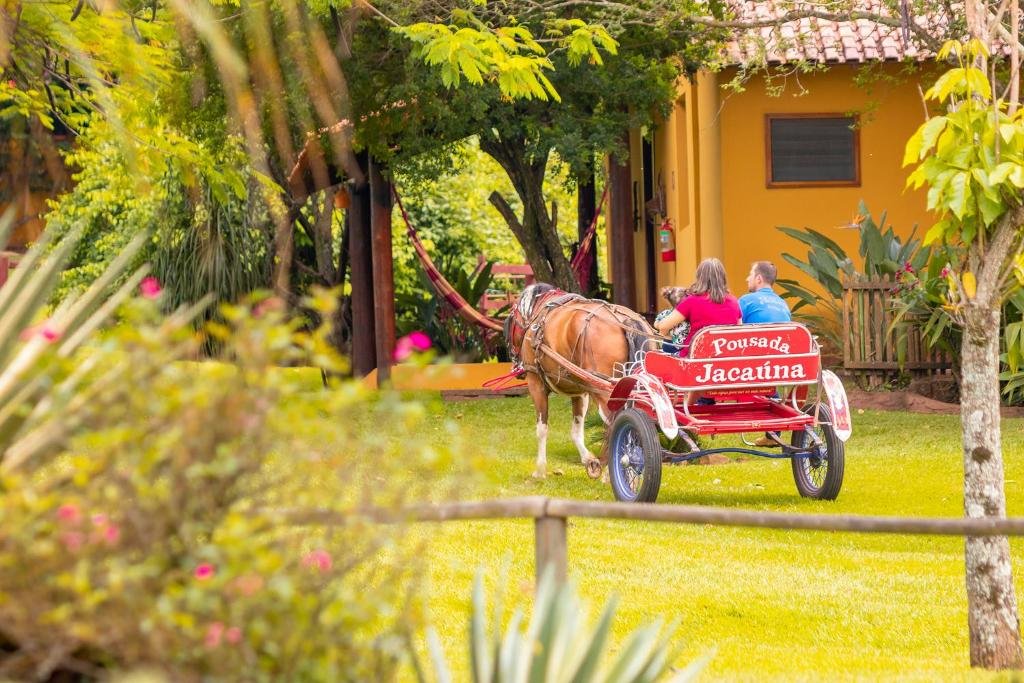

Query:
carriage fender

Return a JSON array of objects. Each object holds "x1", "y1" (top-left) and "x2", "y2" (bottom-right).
[
  {"x1": 607, "y1": 374, "x2": 678, "y2": 440},
  {"x1": 632, "y1": 373, "x2": 678, "y2": 440},
  {"x1": 821, "y1": 370, "x2": 852, "y2": 442}
]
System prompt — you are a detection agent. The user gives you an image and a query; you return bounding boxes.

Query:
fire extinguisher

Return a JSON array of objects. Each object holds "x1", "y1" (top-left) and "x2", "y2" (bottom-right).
[{"x1": 659, "y1": 219, "x2": 676, "y2": 262}]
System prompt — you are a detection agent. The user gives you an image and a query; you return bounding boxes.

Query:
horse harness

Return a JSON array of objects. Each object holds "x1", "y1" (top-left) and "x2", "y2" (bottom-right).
[{"x1": 508, "y1": 290, "x2": 650, "y2": 396}]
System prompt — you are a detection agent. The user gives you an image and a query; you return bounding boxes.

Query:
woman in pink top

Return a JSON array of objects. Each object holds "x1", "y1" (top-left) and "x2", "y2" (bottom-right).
[{"x1": 654, "y1": 257, "x2": 741, "y2": 353}]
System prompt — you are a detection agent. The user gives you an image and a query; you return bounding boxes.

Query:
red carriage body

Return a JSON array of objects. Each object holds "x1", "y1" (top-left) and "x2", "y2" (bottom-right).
[{"x1": 603, "y1": 322, "x2": 851, "y2": 503}]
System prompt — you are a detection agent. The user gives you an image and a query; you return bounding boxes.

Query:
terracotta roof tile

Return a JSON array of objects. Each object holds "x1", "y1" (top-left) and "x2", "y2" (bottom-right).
[{"x1": 725, "y1": 0, "x2": 932, "y2": 65}]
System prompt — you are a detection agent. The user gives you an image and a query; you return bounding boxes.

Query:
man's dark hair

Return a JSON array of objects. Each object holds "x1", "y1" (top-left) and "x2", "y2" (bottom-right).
[{"x1": 753, "y1": 261, "x2": 778, "y2": 285}]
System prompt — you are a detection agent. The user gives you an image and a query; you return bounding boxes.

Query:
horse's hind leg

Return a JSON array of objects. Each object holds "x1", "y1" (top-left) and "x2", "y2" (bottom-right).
[
  {"x1": 571, "y1": 394, "x2": 600, "y2": 477},
  {"x1": 527, "y1": 374, "x2": 549, "y2": 479}
]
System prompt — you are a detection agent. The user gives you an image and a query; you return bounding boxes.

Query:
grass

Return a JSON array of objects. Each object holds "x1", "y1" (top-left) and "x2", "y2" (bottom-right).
[{"x1": 388, "y1": 393, "x2": 1024, "y2": 681}]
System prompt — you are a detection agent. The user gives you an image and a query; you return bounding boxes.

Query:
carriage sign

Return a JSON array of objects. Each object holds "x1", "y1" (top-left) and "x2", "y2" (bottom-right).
[
  {"x1": 645, "y1": 324, "x2": 820, "y2": 391},
  {"x1": 688, "y1": 324, "x2": 815, "y2": 358}
]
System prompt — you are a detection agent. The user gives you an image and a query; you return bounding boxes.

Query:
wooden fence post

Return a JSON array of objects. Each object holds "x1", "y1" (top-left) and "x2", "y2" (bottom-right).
[{"x1": 535, "y1": 514, "x2": 567, "y2": 586}]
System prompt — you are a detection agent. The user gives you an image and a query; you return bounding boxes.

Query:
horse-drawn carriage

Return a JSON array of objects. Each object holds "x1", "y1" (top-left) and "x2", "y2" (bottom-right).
[
  {"x1": 503, "y1": 285, "x2": 852, "y2": 504},
  {"x1": 603, "y1": 322, "x2": 852, "y2": 503}
]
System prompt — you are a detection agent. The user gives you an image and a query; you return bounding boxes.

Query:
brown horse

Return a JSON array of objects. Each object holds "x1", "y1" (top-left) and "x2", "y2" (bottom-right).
[{"x1": 504, "y1": 284, "x2": 656, "y2": 479}]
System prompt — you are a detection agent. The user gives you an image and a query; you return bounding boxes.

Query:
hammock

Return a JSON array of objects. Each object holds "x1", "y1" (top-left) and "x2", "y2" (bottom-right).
[
  {"x1": 391, "y1": 185, "x2": 607, "y2": 334},
  {"x1": 570, "y1": 187, "x2": 607, "y2": 287},
  {"x1": 392, "y1": 188, "x2": 504, "y2": 333}
]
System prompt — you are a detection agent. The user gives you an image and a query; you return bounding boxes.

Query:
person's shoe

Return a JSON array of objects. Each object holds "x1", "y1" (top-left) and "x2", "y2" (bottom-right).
[{"x1": 754, "y1": 434, "x2": 780, "y2": 447}]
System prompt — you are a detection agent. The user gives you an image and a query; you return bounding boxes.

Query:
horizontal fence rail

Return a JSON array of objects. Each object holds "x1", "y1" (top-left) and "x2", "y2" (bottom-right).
[{"x1": 273, "y1": 497, "x2": 1024, "y2": 584}]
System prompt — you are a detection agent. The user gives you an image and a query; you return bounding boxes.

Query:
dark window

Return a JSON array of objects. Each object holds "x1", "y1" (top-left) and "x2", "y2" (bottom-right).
[{"x1": 766, "y1": 114, "x2": 860, "y2": 187}]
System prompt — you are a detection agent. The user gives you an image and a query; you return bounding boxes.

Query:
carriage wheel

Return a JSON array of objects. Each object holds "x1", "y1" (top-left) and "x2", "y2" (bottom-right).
[
  {"x1": 608, "y1": 408, "x2": 662, "y2": 503},
  {"x1": 790, "y1": 403, "x2": 845, "y2": 500}
]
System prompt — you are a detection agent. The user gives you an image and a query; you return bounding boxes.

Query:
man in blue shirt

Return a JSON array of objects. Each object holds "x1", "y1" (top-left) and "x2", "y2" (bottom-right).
[
  {"x1": 739, "y1": 261, "x2": 791, "y2": 446},
  {"x1": 740, "y1": 261, "x2": 791, "y2": 324}
]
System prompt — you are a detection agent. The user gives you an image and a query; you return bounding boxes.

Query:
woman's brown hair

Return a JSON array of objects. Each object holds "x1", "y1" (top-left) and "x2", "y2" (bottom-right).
[{"x1": 690, "y1": 258, "x2": 729, "y2": 304}]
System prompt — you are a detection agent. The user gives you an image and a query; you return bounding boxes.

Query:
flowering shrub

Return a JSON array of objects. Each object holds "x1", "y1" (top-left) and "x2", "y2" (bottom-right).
[{"x1": 0, "y1": 288, "x2": 458, "y2": 680}]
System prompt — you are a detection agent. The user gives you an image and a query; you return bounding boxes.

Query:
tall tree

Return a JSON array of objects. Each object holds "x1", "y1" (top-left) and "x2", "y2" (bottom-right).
[{"x1": 348, "y1": 1, "x2": 725, "y2": 291}]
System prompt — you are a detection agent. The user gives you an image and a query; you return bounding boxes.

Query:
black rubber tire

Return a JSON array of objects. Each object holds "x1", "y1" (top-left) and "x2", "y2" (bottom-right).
[
  {"x1": 790, "y1": 403, "x2": 845, "y2": 500},
  {"x1": 608, "y1": 407, "x2": 663, "y2": 503}
]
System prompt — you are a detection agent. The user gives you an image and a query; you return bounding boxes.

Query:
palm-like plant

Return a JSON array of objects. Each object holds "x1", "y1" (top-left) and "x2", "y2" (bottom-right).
[
  {"x1": 417, "y1": 569, "x2": 710, "y2": 683},
  {"x1": 0, "y1": 209, "x2": 173, "y2": 471},
  {"x1": 775, "y1": 202, "x2": 932, "y2": 350}
]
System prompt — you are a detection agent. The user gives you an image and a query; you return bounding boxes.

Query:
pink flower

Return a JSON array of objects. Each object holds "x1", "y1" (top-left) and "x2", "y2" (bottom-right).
[
  {"x1": 21, "y1": 321, "x2": 61, "y2": 343},
  {"x1": 393, "y1": 331, "x2": 432, "y2": 362},
  {"x1": 941, "y1": 266, "x2": 951, "y2": 278},
  {"x1": 100, "y1": 524, "x2": 120, "y2": 546},
  {"x1": 139, "y1": 276, "x2": 162, "y2": 299},
  {"x1": 205, "y1": 621, "x2": 224, "y2": 648},
  {"x1": 301, "y1": 549, "x2": 332, "y2": 573},
  {"x1": 904, "y1": 262, "x2": 914, "y2": 273},
  {"x1": 408, "y1": 331, "x2": 432, "y2": 350},
  {"x1": 57, "y1": 503, "x2": 81, "y2": 524},
  {"x1": 194, "y1": 563, "x2": 215, "y2": 581},
  {"x1": 225, "y1": 626, "x2": 242, "y2": 644}
]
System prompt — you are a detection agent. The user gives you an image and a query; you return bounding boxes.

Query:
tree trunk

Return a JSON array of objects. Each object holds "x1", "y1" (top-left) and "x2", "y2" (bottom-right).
[
  {"x1": 960, "y1": 302, "x2": 1023, "y2": 669},
  {"x1": 479, "y1": 135, "x2": 578, "y2": 292},
  {"x1": 272, "y1": 208, "x2": 295, "y2": 299},
  {"x1": 313, "y1": 190, "x2": 337, "y2": 284}
]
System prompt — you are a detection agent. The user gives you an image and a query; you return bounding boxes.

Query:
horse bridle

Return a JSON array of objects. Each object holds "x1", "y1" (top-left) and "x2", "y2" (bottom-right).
[{"x1": 504, "y1": 286, "x2": 564, "y2": 370}]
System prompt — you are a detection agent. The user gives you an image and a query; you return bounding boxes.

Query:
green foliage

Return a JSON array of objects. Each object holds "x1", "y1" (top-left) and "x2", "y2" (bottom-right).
[
  {"x1": 904, "y1": 40, "x2": 1024, "y2": 246},
  {"x1": 776, "y1": 203, "x2": 931, "y2": 347},
  {"x1": 394, "y1": 11, "x2": 621, "y2": 102},
  {"x1": 46, "y1": 121, "x2": 270, "y2": 310},
  {"x1": 396, "y1": 258, "x2": 498, "y2": 362},
  {"x1": 420, "y1": 569, "x2": 707, "y2": 683}
]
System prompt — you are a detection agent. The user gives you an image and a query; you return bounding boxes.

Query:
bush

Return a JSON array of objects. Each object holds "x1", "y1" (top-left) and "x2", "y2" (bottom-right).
[{"x1": 0, "y1": 282, "x2": 458, "y2": 679}]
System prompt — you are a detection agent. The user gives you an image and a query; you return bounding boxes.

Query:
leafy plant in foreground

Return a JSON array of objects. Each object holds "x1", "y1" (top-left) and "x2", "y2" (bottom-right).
[{"x1": 417, "y1": 569, "x2": 709, "y2": 683}]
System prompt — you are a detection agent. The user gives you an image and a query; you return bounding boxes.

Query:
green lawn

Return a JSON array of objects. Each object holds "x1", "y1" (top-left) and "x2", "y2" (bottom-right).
[{"x1": 397, "y1": 393, "x2": 1024, "y2": 681}]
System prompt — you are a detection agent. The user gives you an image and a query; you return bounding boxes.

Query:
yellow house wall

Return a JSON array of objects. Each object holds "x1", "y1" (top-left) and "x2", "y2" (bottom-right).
[{"x1": 714, "y1": 63, "x2": 932, "y2": 296}]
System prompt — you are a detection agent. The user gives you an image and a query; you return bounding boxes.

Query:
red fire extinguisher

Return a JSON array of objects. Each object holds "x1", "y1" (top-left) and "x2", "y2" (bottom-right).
[{"x1": 659, "y1": 219, "x2": 676, "y2": 262}]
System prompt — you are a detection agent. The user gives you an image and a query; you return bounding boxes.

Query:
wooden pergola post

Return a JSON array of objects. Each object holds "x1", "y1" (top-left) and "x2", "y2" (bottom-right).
[
  {"x1": 369, "y1": 156, "x2": 395, "y2": 384},
  {"x1": 608, "y1": 134, "x2": 636, "y2": 309},
  {"x1": 348, "y1": 152, "x2": 377, "y2": 377}
]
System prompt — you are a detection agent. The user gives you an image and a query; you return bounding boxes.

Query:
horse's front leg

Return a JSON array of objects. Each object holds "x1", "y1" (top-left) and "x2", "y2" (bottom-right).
[
  {"x1": 527, "y1": 374, "x2": 550, "y2": 479},
  {"x1": 571, "y1": 394, "x2": 601, "y2": 479}
]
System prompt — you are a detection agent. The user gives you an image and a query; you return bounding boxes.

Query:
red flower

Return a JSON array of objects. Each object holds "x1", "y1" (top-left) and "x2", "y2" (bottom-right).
[
  {"x1": 57, "y1": 503, "x2": 81, "y2": 524},
  {"x1": 139, "y1": 276, "x2": 162, "y2": 299},
  {"x1": 903, "y1": 262, "x2": 914, "y2": 273},
  {"x1": 301, "y1": 549, "x2": 333, "y2": 573},
  {"x1": 194, "y1": 563, "x2": 215, "y2": 581}
]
